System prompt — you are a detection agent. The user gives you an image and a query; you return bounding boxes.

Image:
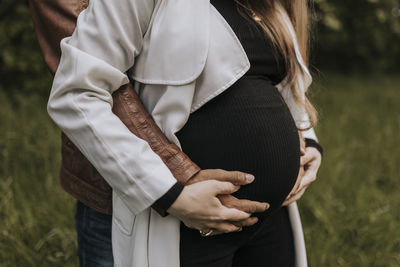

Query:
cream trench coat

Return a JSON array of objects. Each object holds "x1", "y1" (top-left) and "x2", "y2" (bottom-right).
[{"x1": 48, "y1": 0, "x2": 318, "y2": 266}]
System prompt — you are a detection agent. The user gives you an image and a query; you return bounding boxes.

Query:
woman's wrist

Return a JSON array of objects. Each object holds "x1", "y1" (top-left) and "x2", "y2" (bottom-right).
[
  {"x1": 304, "y1": 138, "x2": 323, "y2": 158},
  {"x1": 152, "y1": 182, "x2": 185, "y2": 217}
]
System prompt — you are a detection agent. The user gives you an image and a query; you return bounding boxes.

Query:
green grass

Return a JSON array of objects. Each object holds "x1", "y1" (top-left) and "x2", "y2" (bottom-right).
[
  {"x1": 0, "y1": 74, "x2": 399, "y2": 266},
  {"x1": 300, "y1": 73, "x2": 400, "y2": 266},
  {"x1": 0, "y1": 93, "x2": 78, "y2": 266}
]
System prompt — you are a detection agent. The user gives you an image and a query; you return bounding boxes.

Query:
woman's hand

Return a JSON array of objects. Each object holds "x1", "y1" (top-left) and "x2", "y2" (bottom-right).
[
  {"x1": 167, "y1": 180, "x2": 260, "y2": 235},
  {"x1": 185, "y1": 169, "x2": 269, "y2": 232},
  {"x1": 282, "y1": 146, "x2": 322, "y2": 206}
]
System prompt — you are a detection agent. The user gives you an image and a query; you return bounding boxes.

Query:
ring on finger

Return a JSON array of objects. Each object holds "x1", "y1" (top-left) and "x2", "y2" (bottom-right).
[{"x1": 199, "y1": 229, "x2": 213, "y2": 237}]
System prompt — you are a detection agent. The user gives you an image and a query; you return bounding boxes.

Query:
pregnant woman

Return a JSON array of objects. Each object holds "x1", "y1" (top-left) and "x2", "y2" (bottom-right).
[
  {"x1": 175, "y1": 0, "x2": 320, "y2": 266},
  {"x1": 45, "y1": 0, "x2": 323, "y2": 266}
]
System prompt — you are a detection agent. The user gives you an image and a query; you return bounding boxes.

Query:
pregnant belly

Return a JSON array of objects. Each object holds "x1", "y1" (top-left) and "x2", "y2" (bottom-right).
[{"x1": 176, "y1": 77, "x2": 300, "y2": 215}]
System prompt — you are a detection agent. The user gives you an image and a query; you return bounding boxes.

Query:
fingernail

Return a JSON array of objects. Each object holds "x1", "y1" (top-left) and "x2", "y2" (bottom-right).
[
  {"x1": 264, "y1": 203, "x2": 270, "y2": 210},
  {"x1": 245, "y1": 174, "x2": 255, "y2": 182}
]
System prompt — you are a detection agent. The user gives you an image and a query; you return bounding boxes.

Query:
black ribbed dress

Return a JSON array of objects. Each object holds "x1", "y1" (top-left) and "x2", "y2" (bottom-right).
[
  {"x1": 175, "y1": 1, "x2": 300, "y2": 216},
  {"x1": 176, "y1": 1, "x2": 304, "y2": 266}
]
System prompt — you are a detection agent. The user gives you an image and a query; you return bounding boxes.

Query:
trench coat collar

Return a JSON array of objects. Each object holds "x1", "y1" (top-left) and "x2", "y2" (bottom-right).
[
  {"x1": 131, "y1": 0, "x2": 311, "y2": 92},
  {"x1": 131, "y1": 0, "x2": 210, "y2": 85}
]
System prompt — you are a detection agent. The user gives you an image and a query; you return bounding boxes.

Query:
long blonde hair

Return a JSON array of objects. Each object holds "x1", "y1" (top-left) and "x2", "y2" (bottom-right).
[{"x1": 235, "y1": 0, "x2": 317, "y2": 130}]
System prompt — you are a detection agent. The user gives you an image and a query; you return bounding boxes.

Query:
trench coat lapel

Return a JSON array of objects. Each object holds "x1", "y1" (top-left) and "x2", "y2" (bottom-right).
[
  {"x1": 131, "y1": 0, "x2": 210, "y2": 85},
  {"x1": 190, "y1": 5, "x2": 250, "y2": 113}
]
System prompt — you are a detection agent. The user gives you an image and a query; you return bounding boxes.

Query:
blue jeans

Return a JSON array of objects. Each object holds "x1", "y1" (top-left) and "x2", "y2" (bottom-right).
[{"x1": 75, "y1": 201, "x2": 114, "y2": 267}]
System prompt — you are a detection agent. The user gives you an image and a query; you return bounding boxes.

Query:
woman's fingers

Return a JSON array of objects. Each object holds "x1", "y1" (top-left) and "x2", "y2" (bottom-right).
[
  {"x1": 282, "y1": 186, "x2": 306, "y2": 206},
  {"x1": 289, "y1": 187, "x2": 307, "y2": 203},
  {"x1": 282, "y1": 166, "x2": 317, "y2": 206},
  {"x1": 230, "y1": 217, "x2": 259, "y2": 227},
  {"x1": 282, "y1": 195, "x2": 295, "y2": 206},
  {"x1": 218, "y1": 195, "x2": 269, "y2": 213},
  {"x1": 282, "y1": 146, "x2": 322, "y2": 206},
  {"x1": 211, "y1": 180, "x2": 241, "y2": 195},
  {"x1": 297, "y1": 152, "x2": 320, "y2": 193},
  {"x1": 297, "y1": 168, "x2": 317, "y2": 193},
  {"x1": 183, "y1": 217, "x2": 256, "y2": 236},
  {"x1": 182, "y1": 218, "x2": 247, "y2": 236},
  {"x1": 168, "y1": 180, "x2": 250, "y2": 230},
  {"x1": 206, "y1": 227, "x2": 243, "y2": 237},
  {"x1": 301, "y1": 147, "x2": 321, "y2": 166},
  {"x1": 218, "y1": 206, "x2": 251, "y2": 221},
  {"x1": 206, "y1": 221, "x2": 242, "y2": 234},
  {"x1": 300, "y1": 150, "x2": 315, "y2": 166},
  {"x1": 284, "y1": 163, "x2": 305, "y2": 202},
  {"x1": 281, "y1": 198, "x2": 291, "y2": 207},
  {"x1": 300, "y1": 147, "x2": 306, "y2": 156}
]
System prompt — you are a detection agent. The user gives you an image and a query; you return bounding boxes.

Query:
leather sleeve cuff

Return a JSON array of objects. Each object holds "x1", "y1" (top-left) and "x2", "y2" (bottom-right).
[
  {"x1": 304, "y1": 138, "x2": 323, "y2": 158},
  {"x1": 152, "y1": 182, "x2": 184, "y2": 217},
  {"x1": 168, "y1": 148, "x2": 201, "y2": 185}
]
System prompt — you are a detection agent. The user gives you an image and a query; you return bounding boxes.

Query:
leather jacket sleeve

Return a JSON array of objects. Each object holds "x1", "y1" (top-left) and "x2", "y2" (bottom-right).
[
  {"x1": 29, "y1": 0, "x2": 200, "y2": 215},
  {"x1": 29, "y1": 0, "x2": 81, "y2": 75}
]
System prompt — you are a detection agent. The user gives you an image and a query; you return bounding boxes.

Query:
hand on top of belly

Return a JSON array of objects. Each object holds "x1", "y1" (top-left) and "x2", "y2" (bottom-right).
[
  {"x1": 168, "y1": 169, "x2": 270, "y2": 236},
  {"x1": 187, "y1": 169, "x2": 270, "y2": 215}
]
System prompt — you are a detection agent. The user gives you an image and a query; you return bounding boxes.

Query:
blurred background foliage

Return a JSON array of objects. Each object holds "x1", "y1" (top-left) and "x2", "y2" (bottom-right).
[
  {"x1": 312, "y1": 0, "x2": 400, "y2": 72},
  {"x1": 0, "y1": 0, "x2": 399, "y2": 96},
  {"x1": 0, "y1": 0, "x2": 52, "y2": 97},
  {"x1": 1, "y1": 0, "x2": 399, "y2": 266}
]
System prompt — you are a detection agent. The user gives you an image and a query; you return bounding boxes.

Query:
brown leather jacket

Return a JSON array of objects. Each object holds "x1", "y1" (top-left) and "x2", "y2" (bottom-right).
[{"x1": 29, "y1": 0, "x2": 200, "y2": 215}]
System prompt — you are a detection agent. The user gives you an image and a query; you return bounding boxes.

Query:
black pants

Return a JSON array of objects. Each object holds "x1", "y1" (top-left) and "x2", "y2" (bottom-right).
[{"x1": 180, "y1": 207, "x2": 295, "y2": 267}]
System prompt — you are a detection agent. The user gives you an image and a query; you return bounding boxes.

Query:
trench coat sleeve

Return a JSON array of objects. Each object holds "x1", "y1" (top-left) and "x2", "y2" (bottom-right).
[
  {"x1": 47, "y1": 0, "x2": 177, "y2": 215},
  {"x1": 299, "y1": 112, "x2": 323, "y2": 156},
  {"x1": 300, "y1": 114, "x2": 318, "y2": 141}
]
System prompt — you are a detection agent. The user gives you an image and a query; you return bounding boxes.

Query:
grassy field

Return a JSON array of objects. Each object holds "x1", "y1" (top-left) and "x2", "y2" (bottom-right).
[
  {"x1": 300, "y1": 73, "x2": 400, "y2": 266},
  {"x1": 0, "y1": 74, "x2": 399, "y2": 266}
]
